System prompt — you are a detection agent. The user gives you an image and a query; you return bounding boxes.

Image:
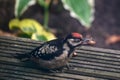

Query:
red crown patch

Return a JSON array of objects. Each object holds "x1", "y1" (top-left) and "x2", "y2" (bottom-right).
[{"x1": 72, "y1": 33, "x2": 83, "y2": 38}]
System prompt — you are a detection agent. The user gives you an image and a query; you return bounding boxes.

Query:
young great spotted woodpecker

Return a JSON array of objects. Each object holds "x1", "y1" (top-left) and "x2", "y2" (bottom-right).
[{"x1": 15, "y1": 32, "x2": 95, "y2": 70}]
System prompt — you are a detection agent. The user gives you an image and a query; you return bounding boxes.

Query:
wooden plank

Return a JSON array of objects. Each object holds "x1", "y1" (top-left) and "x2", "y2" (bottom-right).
[
  {"x1": 0, "y1": 56, "x2": 104, "y2": 80},
  {"x1": 78, "y1": 46, "x2": 120, "y2": 54},
  {"x1": 0, "y1": 36, "x2": 120, "y2": 79},
  {"x1": 0, "y1": 36, "x2": 120, "y2": 54}
]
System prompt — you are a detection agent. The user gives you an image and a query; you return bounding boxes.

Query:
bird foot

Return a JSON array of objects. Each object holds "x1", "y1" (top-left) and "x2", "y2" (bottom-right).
[{"x1": 66, "y1": 63, "x2": 74, "y2": 70}]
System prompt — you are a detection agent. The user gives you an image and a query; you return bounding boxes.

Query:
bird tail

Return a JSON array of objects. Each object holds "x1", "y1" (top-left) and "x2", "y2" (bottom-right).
[{"x1": 14, "y1": 53, "x2": 30, "y2": 61}]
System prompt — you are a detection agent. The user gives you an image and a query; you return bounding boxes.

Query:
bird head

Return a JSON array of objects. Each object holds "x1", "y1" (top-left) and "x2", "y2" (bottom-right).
[{"x1": 64, "y1": 32, "x2": 95, "y2": 48}]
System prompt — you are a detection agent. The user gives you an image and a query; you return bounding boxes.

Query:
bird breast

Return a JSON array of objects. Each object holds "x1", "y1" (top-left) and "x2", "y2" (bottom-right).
[{"x1": 31, "y1": 50, "x2": 70, "y2": 70}]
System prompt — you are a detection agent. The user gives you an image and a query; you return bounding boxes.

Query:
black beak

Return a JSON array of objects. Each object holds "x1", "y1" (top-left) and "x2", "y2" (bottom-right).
[{"x1": 81, "y1": 38, "x2": 96, "y2": 45}]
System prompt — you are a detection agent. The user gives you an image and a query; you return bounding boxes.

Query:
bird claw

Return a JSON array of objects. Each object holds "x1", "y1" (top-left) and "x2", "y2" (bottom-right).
[{"x1": 66, "y1": 63, "x2": 74, "y2": 70}]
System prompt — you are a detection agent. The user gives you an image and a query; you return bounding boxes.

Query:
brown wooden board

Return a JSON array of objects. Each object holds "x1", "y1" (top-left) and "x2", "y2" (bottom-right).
[{"x1": 0, "y1": 36, "x2": 120, "y2": 80}]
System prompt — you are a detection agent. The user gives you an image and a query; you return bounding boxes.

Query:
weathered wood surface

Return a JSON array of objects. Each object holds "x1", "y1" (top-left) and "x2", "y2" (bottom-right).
[{"x1": 0, "y1": 36, "x2": 120, "y2": 80}]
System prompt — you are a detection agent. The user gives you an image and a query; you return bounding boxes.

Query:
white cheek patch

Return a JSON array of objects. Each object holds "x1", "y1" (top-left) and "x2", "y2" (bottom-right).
[
  {"x1": 68, "y1": 39, "x2": 82, "y2": 46},
  {"x1": 68, "y1": 39, "x2": 74, "y2": 44}
]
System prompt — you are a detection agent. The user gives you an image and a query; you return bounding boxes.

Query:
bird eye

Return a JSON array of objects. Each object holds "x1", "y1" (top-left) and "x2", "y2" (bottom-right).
[{"x1": 74, "y1": 39, "x2": 80, "y2": 42}]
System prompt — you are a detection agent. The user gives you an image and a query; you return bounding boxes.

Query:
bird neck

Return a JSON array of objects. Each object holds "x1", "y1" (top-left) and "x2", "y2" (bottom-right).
[
  {"x1": 63, "y1": 43, "x2": 74, "y2": 57},
  {"x1": 63, "y1": 43, "x2": 70, "y2": 51}
]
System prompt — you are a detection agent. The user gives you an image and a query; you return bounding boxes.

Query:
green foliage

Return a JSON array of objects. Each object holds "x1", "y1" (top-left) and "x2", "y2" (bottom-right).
[
  {"x1": 38, "y1": 0, "x2": 49, "y2": 7},
  {"x1": 37, "y1": 0, "x2": 51, "y2": 29},
  {"x1": 12, "y1": 0, "x2": 56, "y2": 41},
  {"x1": 10, "y1": 0, "x2": 95, "y2": 41},
  {"x1": 15, "y1": 0, "x2": 36, "y2": 17},
  {"x1": 62, "y1": 0, "x2": 94, "y2": 28},
  {"x1": 14, "y1": 0, "x2": 95, "y2": 28},
  {"x1": 15, "y1": 0, "x2": 50, "y2": 29},
  {"x1": 32, "y1": 33, "x2": 47, "y2": 41},
  {"x1": 9, "y1": 19, "x2": 56, "y2": 41}
]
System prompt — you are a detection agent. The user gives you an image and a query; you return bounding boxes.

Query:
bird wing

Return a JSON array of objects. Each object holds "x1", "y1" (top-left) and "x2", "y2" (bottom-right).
[{"x1": 30, "y1": 39, "x2": 64, "y2": 60}]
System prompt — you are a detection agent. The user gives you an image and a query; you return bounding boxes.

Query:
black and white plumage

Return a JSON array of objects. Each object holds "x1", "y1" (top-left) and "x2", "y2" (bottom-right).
[{"x1": 15, "y1": 32, "x2": 95, "y2": 70}]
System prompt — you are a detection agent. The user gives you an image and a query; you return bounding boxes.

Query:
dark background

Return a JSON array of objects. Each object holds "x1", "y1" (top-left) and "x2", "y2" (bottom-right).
[{"x1": 0, "y1": 0, "x2": 120, "y2": 50}]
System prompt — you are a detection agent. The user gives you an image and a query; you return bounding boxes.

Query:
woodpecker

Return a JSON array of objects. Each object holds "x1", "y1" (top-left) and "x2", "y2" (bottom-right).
[{"x1": 15, "y1": 32, "x2": 95, "y2": 70}]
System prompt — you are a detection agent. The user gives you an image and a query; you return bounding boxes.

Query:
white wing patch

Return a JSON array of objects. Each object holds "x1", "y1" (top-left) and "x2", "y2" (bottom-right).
[{"x1": 39, "y1": 44, "x2": 58, "y2": 54}]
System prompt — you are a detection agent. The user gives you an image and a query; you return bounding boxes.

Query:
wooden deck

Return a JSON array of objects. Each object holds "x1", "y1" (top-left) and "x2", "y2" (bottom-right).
[{"x1": 0, "y1": 36, "x2": 120, "y2": 80}]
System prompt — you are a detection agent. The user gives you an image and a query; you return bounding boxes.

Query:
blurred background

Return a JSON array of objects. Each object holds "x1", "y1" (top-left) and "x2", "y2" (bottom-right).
[{"x1": 0, "y1": 0, "x2": 120, "y2": 50}]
